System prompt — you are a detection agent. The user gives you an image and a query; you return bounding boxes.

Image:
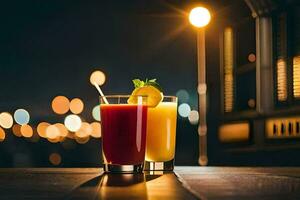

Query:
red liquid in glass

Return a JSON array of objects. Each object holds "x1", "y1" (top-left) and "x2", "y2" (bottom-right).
[{"x1": 100, "y1": 104, "x2": 148, "y2": 165}]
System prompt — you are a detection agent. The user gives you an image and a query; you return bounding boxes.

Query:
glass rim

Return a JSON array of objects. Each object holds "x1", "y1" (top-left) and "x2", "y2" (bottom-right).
[
  {"x1": 99, "y1": 95, "x2": 146, "y2": 98},
  {"x1": 99, "y1": 95, "x2": 177, "y2": 98}
]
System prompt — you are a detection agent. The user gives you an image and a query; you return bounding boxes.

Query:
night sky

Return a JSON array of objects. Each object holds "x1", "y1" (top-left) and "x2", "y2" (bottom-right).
[
  {"x1": 1, "y1": 0, "x2": 222, "y2": 167},
  {"x1": 0, "y1": 0, "x2": 201, "y2": 118}
]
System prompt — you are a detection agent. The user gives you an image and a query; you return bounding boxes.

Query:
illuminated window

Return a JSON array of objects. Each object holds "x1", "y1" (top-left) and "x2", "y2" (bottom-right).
[
  {"x1": 293, "y1": 56, "x2": 300, "y2": 98},
  {"x1": 274, "y1": 8, "x2": 300, "y2": 103},
  {"x1": 292, "y1": 6, "x2": 300, "y2": 99},
  {"x1": 274, "y1": 12, "x2": 288, "y2": 102},
  {"x1": 277, "y1": 59, "x2": 287, "y2": 101},
  {"x1": 223, "y1": 27, "x2": 234, "y2": 112},
  {"x1": 222, "y1": 18, "x2": 256, "y2": 112}
]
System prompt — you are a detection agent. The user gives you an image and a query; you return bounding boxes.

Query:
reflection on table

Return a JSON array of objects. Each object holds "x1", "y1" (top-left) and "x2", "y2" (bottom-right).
[{"x1": 68, "y1": 171, "x2": 197, "y2": 200}]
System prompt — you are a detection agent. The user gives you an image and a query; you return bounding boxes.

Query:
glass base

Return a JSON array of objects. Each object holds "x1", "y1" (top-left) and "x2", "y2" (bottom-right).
[
  {"x1": 104, "y1": 164, "x2": 144, "y2": 173},
  {"x1": 144, "y1": 159, "x2": 174, "y2": 171}
]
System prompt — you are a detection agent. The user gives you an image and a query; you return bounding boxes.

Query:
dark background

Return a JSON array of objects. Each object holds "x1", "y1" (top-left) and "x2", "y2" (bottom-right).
[{"x1": 0, "y1": 0, "x2": 218, "y2": 167}]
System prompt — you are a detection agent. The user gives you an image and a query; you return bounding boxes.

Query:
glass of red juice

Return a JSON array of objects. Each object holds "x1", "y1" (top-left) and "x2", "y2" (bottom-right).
[{"x1": 100, "y1": 95, "x2": 148, "y2": 173}]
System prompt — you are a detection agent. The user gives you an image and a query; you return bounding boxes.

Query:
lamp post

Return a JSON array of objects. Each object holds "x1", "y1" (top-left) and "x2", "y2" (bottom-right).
[{"x1": 189, "y1": 7, "x2": 211, "y2": 166}]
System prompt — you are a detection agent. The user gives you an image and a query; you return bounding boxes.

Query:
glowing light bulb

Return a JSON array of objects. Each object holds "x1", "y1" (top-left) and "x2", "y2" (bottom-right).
[
  {"x1": 54, "y1": 123, "x2": 68, "y2": 137},
  {"x1": 51, "y1": 96, "x2": 70, "y2": 115},
  {"x1": 37, "y1": 122, "x2": 50, "y2": 138},
  {"x1": 176, "y1": 89, "x2": 189, "y2": 103},
  {"x1": 64, "y1": 114, "x2": 82, "y2": 132},
  {"x1": 48, "y1": 137, "x2": 61, "y2": 143},
  {"x1": 66, "y1": 132, "x2": 75, "y2": 139},
  {"x1": 12, "y1": 124, "x2": 22, "y2": 137},
  {"x1": 90, "y1": 70, "x2": 106, "y2": 86},
  {"x1": 46, "y1": 125, "x2": 60, "y2": 139},
  {"x1": 92, "y1": 105, "x2": 101, "y2": 121},
  {"x1": 70, "y1": 98, "x2": 84, "y2": 114},
  {"x1": 248, "y1": 99, "x2": 256, "y2": 108},
  {"x1": 49, "y1": 153, "x2": 62, "y2": 165},
  {"x1": 14, "y1": 109, "x2": 30, "y2": 125},
  {"x1": 188, "y1": 110, "x2": 199, "y2": 125},
  {"x1": 189, "y1": 7, "x2": 211, "y2": 28},
  {"x1": 75, "y1": 122, "x2": 92, "y2": 138},
  {"x1": 75, "y1": 136, "x2": 90, "y2": 144},
  {"x1": 20, "y1": 124, "x2": 33, "y2": 138},
  {"x1": 90, "y1": 122, "x2": 101, "y2": 138},
  {"x1": 178, "y1": 103, "x2": 191, "y2": 118},
  {"x1": 0, "y1": 127, "x2": 6, "y2": 142},
  {"x1": 248, "y1": 53, "x2": 256, "y2": 63},
  {"x1": 0, "y1": 112, "x2": 13, "y2": 129}
]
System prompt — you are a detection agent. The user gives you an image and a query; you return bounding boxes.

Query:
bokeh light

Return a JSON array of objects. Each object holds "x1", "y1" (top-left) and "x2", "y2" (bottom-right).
[
  {"x1": 198, "y1": 124, "x2": 207, "y2": 136},
  {"x1": 198, "y1": 83, "x2": 207, "y2": 95},
  {"x1": 248, "y1": 53, "x2": 256, "y2": 63},
  {"x1": 90, "y1": 122, "x2": 101, "y2": 138},
  {"x1": 66, "y1": 132, "x2": 75, "y2": 139},
  {"x1": 70, "y1": 98, "x2": 84, "y2": 114},
  {"x1": 248, "y1": 99, "x2": 256, "y2": 108},
  {"x1": 90, "y1": 70, "x2": 106, "y2": 86},
  {"x1": 47, "y1": 137, "x2": 61, "y2": 143},
  {"x1": 176, "y1": 89, "x2": 189, "y2": 102},
  {"x1": 64, "y1": 114, "x2": 82, "y2": 132},
  {"x1": 92, "y1": 105, "x2": 101, "y2": 121},
  {"x1": 189, "y1": 7, "x2": 211, "y2": 28},
  {"x1": 0, "y1": 112, "x2": 13, "y2": 129},
  {"x1": 54, "y1": 123, "x2": 68, "y2": 137},
  {"x1": 12, "y1": 124, "x2": 22, "y2": 137},
  {"x1": 51, "y1": 96, "x2": 70, "y2": 115},
  {"x1": 75, "y1": 135, "x2": 90, "y2": 144},
  {"x1": 75, "y1": 122, "x2": 92, "y2": 138},
  {"x1": 178, "y1": 103, "x2": 191, "y2": 118},
  {"x1": 20, "y1": 124, "x2": 33, "y2": 138},
  {"x1": 46, "y1": 125, "x2": 60, "y2": 139},
  {"x1": 37, "y1": 122, "x2": 50, "y2": 138},
  {"x1": 14, "y1": 109, "x2": 30, "y2": 125},
  {"x1": 0, "y1": 127, "x2": 6, "y2": 142},
  {"x1": 188, "y1": 110, "x2": 199, "y2": 125},
  {"x1": 49, "y1": 153, "x2": 62, "y2": 166},
  {"x1": 199, "y1": 156, "x2": 208, "y2": 166}
]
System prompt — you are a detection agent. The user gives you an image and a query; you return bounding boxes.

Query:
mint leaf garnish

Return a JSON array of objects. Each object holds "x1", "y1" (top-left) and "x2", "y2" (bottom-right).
[
  {"x1": 148, "y1": 79, "x2": 156, "y2": 83},
  {"x1": 132, "y1": 78, "x2": 163, "y2": 92},
  {"x1": 132, "y1": 79, "x2": 145, "y2": 88}
]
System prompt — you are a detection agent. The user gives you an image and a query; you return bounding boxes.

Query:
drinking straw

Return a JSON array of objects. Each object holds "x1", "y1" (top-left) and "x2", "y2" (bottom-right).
[{"x1": 93, "y1": 82, "x2": 109, "y2": 104}]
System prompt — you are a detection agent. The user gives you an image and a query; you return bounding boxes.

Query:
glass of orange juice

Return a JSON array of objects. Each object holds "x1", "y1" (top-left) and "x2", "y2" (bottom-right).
[{"x1": 144, "y1": 96, "x2": 178, "y2": 171}]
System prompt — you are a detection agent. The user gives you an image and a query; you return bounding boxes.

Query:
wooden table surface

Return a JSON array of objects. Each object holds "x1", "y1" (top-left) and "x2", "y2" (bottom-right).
[{"x1": 0, "y1": 167, "x2": 300, "y2": 200}]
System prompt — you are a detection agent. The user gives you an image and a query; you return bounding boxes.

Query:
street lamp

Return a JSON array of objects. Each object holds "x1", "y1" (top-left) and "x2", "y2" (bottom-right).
[
  {"x1": 189, "y1": 7, "x2": 211, "y2": 28},
  {"x1": 189, "y1": 6, "x2": 211, "y2": 166}
]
